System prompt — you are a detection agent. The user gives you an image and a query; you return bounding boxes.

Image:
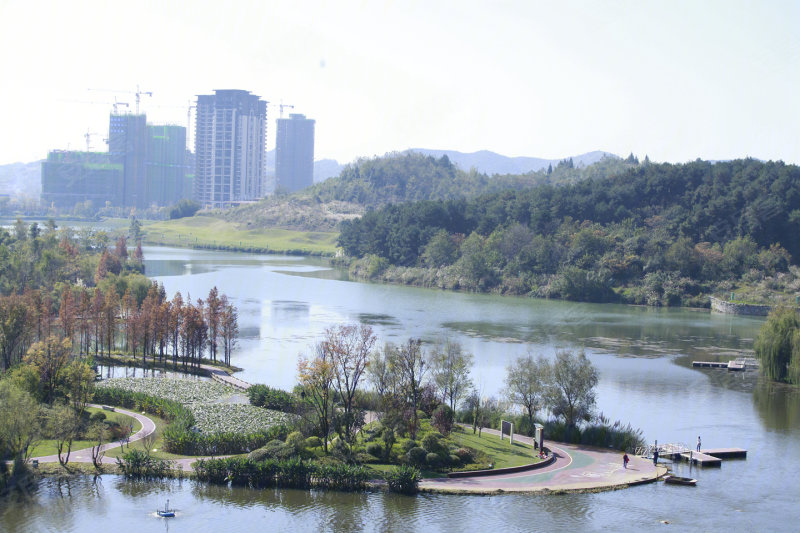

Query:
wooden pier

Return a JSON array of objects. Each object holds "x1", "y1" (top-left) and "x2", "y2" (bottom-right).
[
  {"x1": 636, "y1": 443, "x2": 747, "y2": 467},
  {"x1": 692, "y1": 359, "x2": 753, "y2": 371}
]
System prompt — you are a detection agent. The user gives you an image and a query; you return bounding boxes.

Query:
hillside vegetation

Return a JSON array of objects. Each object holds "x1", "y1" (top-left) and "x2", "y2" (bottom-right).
[{"x1": 338, "y1": 158, "x2": 800, "y2": 307}]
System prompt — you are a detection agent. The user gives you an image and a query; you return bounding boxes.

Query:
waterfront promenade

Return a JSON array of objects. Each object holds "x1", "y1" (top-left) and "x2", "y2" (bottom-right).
[{"x1": 421, "y1": 427, "x2": 665, "y2": 494}]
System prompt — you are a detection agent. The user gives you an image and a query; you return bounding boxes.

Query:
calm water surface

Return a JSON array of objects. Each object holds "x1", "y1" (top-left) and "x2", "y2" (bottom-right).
[{"x1": 2, "y1": 246, "x2": 798, "y2": 532}]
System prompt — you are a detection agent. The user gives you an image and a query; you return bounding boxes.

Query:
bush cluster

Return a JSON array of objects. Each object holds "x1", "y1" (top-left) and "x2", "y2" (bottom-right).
[
  {"x1": 194, "y1": 457, "x2": 370, "y2": 491},
  {"x1": 247, "y1": 384, "x2": 296, "y2": 412}
]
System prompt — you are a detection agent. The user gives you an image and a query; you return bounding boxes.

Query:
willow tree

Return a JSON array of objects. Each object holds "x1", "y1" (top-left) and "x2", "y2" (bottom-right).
[{"x1": 755, "y1": 307, "x2": 800, "y2": 384}]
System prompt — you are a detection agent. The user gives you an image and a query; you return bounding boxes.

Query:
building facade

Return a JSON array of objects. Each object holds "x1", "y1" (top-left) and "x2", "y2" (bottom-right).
[
  {"x1": 145, "y1": 125, "x2": 189, "y2": 206},
  {"x1": 194, "y1": 89, "x2": 267, "y2": 208},
  {"x1": 275, "y1": 113, "x2": 315, "y2": 193},
  {"x1": 41, "y1": 151, "x2": 123, "y2": 208},
  {"x1": 108, "y1": 113, "x2": 147, "y2": 208},
  {"x1": 42, "y1": 115, "x2": 188, "y2": 210}
]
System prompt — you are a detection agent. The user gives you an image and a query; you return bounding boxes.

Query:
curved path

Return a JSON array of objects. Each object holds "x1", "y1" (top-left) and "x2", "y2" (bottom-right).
[
  {"x1": 30, "y1": 404, "x2": 157, "y2": 465},
  {"x1": 421, "y1": 428, "x2": 665, "y2": 494}
]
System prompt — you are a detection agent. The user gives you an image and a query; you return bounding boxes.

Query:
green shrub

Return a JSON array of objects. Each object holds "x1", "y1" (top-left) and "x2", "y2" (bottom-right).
[
  {"x1": 384, "y1": 465, "x2": 421, "y2": 495},
  {"x1": 366, "y1": 442, "x2": 383, "y2": 457},
  {"x1": 400, "y1": 439, "x2": 417, "y2": 452},
  {"x1": 305, "y1": 436, "x2": 322, "y2": 449},
  {"x1": 425, "y1": 452, "x2": 442, "y2": 467},
  {"x1": 116, "y1": 449, "x2": 172, "y2": 479},
  {"x1": 421, "y1": 433, "x2": 445, "y2": 455},
  {"x1": 286, "y1": 431, "x2": 306, "y2": 453},
  {"x1": 449, "y1": 454, "x2": 460, "y2": 465},
  {"x1": 89, "y1": 411, "x2": 107, "y2": 423},
  {"x1": 453, "y1": 448, "x2": 473, "y2": 464},
  {"x1": 247, "y1": 384, "x2": 295, "y2": 412},
  {"x1": 407, "y1": 446, "x2": 427, "y2": 465},
  {"x1": 259, "y1": 439, "x2": 295, "y2": 461},
  {"x1": 247, "y1": 448, "x2": 271, "y2": 462}
]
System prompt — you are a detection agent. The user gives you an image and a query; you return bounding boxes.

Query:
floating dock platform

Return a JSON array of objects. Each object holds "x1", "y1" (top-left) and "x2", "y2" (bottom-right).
[{"x1": 636, "y1": 443, "x2": 747, "y2": 468}]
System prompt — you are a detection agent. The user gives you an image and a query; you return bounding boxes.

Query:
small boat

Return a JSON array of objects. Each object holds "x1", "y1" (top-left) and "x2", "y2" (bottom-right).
[
  {"x1": 157, "y1": 499, "x2": 176, "y2": 517},
  {"x1": 663, "y1": 474, "x2": 697, "y2": 486}
]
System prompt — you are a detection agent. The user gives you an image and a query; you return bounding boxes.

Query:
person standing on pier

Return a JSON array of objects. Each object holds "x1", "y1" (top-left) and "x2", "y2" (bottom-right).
[
  {"x1": 697, "y1": 436, "x2": 701, "y2": 452},
  {"x1": 623, "y1": 453, "x2": 629, "y2": 469}
]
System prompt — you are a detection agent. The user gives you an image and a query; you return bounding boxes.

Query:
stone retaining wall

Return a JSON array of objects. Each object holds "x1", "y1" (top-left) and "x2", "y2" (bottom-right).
[{"x1": 709, "y1": 296, "x2": 772, "y2": 316}]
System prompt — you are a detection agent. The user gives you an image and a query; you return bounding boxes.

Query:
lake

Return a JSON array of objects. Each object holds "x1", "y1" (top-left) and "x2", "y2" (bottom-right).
[{"x1": 2, "y1": 246, "x2": 798, "y2": 532}]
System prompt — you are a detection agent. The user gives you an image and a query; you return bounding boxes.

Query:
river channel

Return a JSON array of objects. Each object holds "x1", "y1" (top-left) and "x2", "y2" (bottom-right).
[{"x1": 2, "y1": 246, "x2": 799, "y2": 532}]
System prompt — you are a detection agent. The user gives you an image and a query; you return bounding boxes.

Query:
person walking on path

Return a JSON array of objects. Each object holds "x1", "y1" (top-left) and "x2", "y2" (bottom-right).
[
  {"x1": 697, "y1": 436, "x2": 701, "y2": 452},
  {"x1": 653, "y1": 448, "x2": 659, "y2": 465},
  {"x1": 623, "y1": 453, "x2": 629, "y2": 469}
]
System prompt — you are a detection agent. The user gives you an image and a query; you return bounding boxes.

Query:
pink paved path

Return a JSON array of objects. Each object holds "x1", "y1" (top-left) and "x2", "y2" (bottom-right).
[{"x1": 421, "y1": 427, "x2": 665, "y2": 493}]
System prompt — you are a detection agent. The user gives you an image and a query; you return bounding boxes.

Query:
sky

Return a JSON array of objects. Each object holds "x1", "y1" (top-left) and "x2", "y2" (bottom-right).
[{"x1": 0, "y1": 0, "x2": 798, "y2": 166}]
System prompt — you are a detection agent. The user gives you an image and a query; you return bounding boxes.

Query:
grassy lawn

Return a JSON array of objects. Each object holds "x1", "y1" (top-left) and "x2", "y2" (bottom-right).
[
  {"x1": 142, "y1": 217, "x2": 339, "y2": 255},
  {"x1": 362, "y1": 426, "x2": 541, "y2": 479},
  {"x1": 450, "y1": 428, "x2": 540, "y2": 469},
  {"x1": 102, "y1": 412, "x2": 187, "y2": 461},
  {"x1": 29, "y1": 407, "x2": 141, "y2": 457}
]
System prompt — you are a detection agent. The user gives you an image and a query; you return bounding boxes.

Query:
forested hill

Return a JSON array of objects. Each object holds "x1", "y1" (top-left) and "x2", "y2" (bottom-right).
[
  {"x1": 338, "y1": 158, "x2": 800, "y2": 306},
  {"x1": 304, "y1": 152, "x2": 638, "y2": 208}
]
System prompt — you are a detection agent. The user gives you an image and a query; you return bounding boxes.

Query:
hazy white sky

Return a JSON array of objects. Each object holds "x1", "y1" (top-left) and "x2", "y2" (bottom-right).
[{"x1": 0, "y1": 0, "x2": 798, "y2": 166}]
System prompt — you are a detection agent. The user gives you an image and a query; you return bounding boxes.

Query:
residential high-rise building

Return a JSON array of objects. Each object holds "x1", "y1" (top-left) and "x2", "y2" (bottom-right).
[
  {"x1": 194, "y1": 89, "x2": 267, "y2": 208},
  {"x1": 275, "y1": 113, "x2": 315, "y2": 193}
]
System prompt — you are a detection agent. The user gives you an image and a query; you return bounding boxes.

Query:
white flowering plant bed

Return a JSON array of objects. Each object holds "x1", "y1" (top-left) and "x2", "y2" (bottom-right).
[
  {"x1": 189, "y1": 403, "x2": 291, "y2": 435},
  {"x1": 97, "y1": 377, "x2": 235, "y2": 405},
  {"x1": 97, "y1": 377, "x2": 290, "y2": 436}
]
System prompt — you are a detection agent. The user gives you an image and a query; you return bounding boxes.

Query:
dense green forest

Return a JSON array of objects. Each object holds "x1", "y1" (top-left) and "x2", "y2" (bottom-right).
[
  {"x1": 218, "y1": 152, "x2": 638, "y2": 232},
  {"x1": 306, "y1": 151, "x2": 639, "y2": 208},
  {"x1": 338, "y1": 158, "x2": 800, "y2": 306}
]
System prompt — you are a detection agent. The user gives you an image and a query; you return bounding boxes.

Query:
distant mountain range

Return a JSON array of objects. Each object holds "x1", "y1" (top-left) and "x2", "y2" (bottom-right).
[
  {"x1": 0, "y1": 149, "x2": 619, "y2": 199},
  {"x1": 0, "y1": 161, "x2": 41, "y2": 198},
  {"x1": 407, "y1": 149, "x2": 618, "y2": 175}
]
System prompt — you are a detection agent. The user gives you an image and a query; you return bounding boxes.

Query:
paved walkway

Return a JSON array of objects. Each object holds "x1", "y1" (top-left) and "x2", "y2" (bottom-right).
[
  {"x1": 421, "y1": 427, "x2": 665, "y2": 494},
  {"x1": 30, "y1": 404, "x2": 157, "y2": 465},
  {"x1": 30, "y1": 405, "x2": 228, "y2": 472},
  {"x1": 202, "y1": 363, "x2": 252, "y2": 391}
]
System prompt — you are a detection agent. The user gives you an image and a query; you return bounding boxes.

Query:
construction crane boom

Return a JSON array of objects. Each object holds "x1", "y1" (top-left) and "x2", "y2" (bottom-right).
[{"x1": 87, "y1": 85, "x2": 152, "y2": 114}]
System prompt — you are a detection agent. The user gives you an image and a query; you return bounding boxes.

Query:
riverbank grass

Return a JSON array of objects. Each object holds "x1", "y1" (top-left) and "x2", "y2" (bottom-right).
[{"x1": 141, "y1": 217, "x2": 339, "y2": 255}]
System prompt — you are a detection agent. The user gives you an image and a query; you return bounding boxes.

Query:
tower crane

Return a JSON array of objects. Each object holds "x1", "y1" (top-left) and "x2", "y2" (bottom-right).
[
  {"x1": 280, "y1": 102, "x2": 294, "y2": 118},
  {"x1": 269, "y1": 101, "x2": 295, "y2": 119},
  {"x1": 83, "y1": 129, "x2": 102, "y2": 151},
  {"x1": 87, "y1": 85, "x2": 153, "y2": 114}
]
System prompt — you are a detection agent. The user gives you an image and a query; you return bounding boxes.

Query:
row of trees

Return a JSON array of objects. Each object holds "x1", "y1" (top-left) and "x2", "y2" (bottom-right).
[
  {"x1": 295, "y1": 324, "x2": 601, "y2": 452},
  {"x1": 0, "y1": 219, "x2": 240, "y2": 370}
]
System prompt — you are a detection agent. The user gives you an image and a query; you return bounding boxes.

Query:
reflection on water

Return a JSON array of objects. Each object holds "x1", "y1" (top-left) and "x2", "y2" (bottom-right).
[{"x1": 753, "y1": 380, "x2": 800, "y2": 431}]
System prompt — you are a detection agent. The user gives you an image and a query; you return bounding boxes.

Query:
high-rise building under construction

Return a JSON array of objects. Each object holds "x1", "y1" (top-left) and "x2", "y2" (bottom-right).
[
  {"x1": 42, "y1": 114, "x2": 189, "y2": 210},
  {"x1": 194, "y1": 89, "x2": 267, "y2": 208},
  {"x1": 275, "y1": 113, "x2": 315, "y2": 193}
]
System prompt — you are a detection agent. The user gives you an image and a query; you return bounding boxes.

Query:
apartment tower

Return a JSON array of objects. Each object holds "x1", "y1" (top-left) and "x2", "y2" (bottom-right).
[
  {"x1": 194, "y1": 89, "x2": 267, "y2": 208},
  {"x1": 275, "y1": 113, "x2": 315, "y2": 193}
]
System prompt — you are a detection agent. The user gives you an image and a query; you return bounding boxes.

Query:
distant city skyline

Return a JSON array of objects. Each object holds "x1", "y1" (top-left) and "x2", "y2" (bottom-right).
[{"x1": 0, "y1": 0, "x2": 798, "y2": 167}]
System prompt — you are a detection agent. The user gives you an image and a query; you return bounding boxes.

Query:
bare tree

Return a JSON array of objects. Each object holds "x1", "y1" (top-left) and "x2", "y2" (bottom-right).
[
  {"x1": 297, "y1": 344, "x2": 335, "y2": 453},
  {"x1": 323, "y1": 324, "x2": 376, "y2": 443}
]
